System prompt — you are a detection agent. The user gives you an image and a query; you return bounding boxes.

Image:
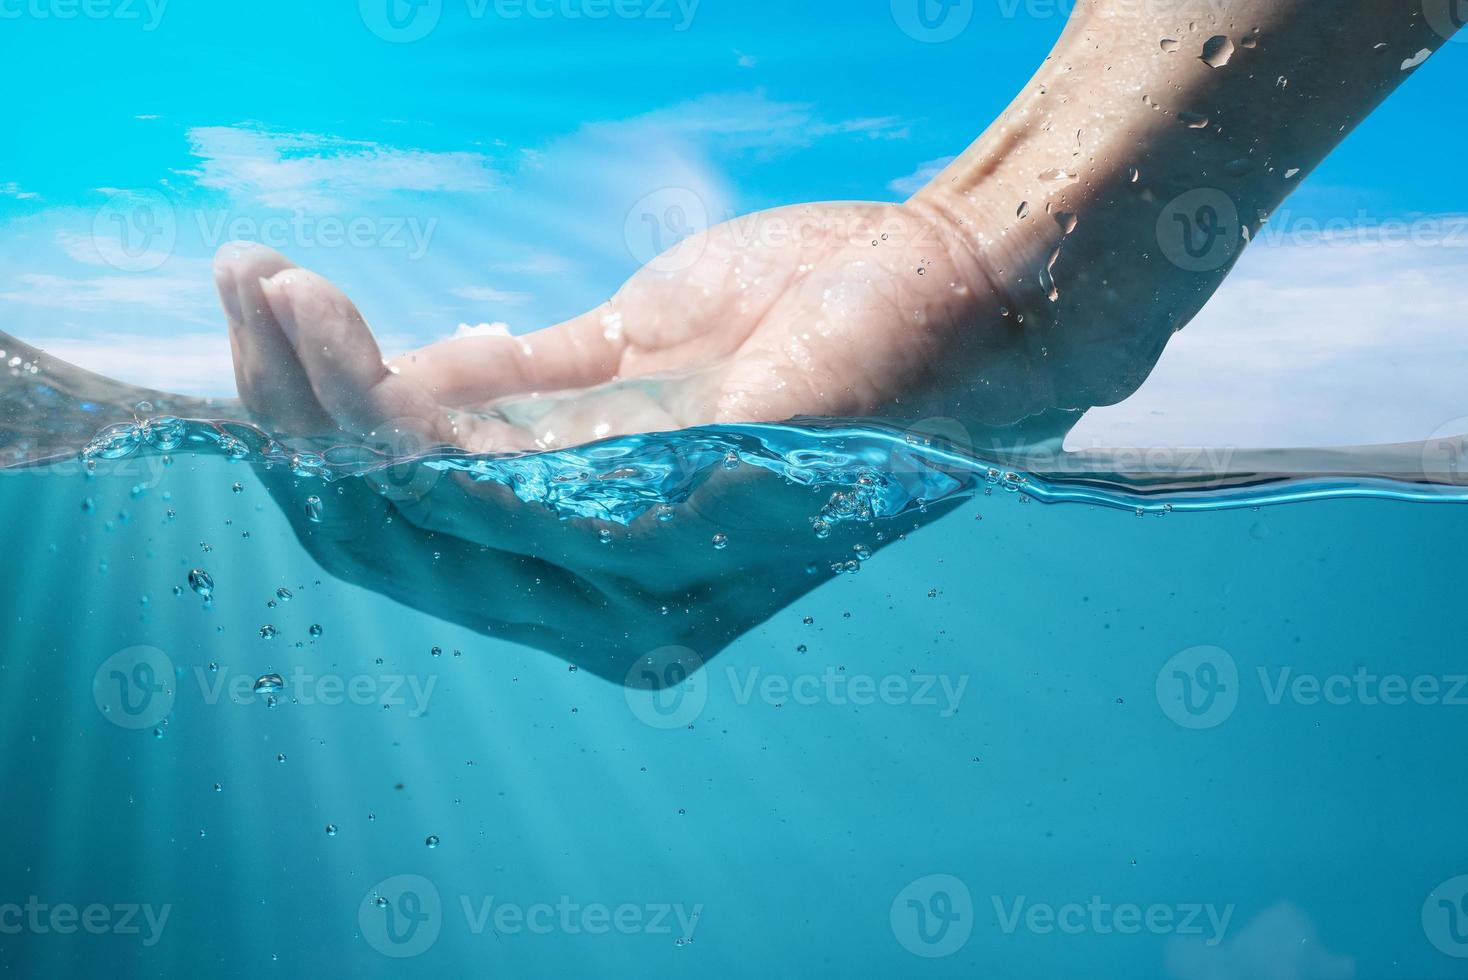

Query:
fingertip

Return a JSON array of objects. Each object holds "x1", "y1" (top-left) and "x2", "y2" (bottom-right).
[{"x1": 215, "y1": 241, "x2": 298, "y2": 325}]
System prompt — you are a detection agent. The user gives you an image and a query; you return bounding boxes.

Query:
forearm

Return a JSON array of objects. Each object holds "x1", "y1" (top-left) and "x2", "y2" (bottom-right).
[
  {"x1": 912, "y1": 0, "x2": 1457, "y2": 411},
  {"x1": 919, "y1": 1, "x2": 1452, "y2": 229}
]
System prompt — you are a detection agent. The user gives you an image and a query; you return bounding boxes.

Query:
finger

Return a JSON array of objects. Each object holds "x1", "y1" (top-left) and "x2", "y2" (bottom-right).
[
  {"x1": 213, "y1": 242, "x2": 334, "y2": 434},
  {"x1": 387, "y1": 306, "x2": 625, "y2": 407},
  {"x1": 257, "y1": 267, "x2": 529, "y2": 453},
  {"x1": 249, "y1": 465, "x2": 614, "y2": 662}
]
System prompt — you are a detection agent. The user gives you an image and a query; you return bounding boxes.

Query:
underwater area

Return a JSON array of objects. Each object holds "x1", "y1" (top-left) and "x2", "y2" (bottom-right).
[
  {"x1": 4, "y1": 1, "x2": 1468, "y2": 977},
  {"x1": 2, "y1": 354, "x2": 1468, "y2": 979}
]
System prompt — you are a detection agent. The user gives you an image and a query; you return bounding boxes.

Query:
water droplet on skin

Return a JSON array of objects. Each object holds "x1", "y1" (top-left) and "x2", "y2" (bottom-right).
[
  {"x1": 276, "y1": 753, "x2": 287, "y2": 763},
  {"x1": 309, "y1": 624, "x2": 323, "y2": 638},
  {"x1": 1401, "y1": 49, "x2": 1431, "y2": 71},
  {"x1": 1055, "y1": 212, "x2": 1078, "y2": 234},
  {"x1": 1016, "y1": 201, "x2": 1030, "y2": 219},
  {"x1": 188, "y1": 569, "x2": 214, "y2": 599},
  {"x1": 598, "y1": 529, "x2": 613, "y2": 545},
  {"x1": 1200, "y1": 35, "x2": 1235, "y2": 68},
  {"x1": 253, "y1": 673, "x2": 285, "y2": 695},
  {"x1": 431, "y1": 646, "x2": 442, "y2": 658},
  {"x1": 232, "y1": 482, "x2": 243, "y2": 494},
  {"x1": 425, "y1": 835, "x2": 440, "y2": 849},
  {"x1": 325, "y1": 824, "x2": 338, "y2": 837},
  {"x1": 1038, "y1": 168, "x2": 1078, "y2": 184},
  {"x1": 1285, "y1": 168, "x2": 1301, "y2": 179},
  {"x1": 304, "y1": 496, "x2": 323, "y2": 522},
  {"x1": 1160, "y1": 38, "x2": 1180, "y2": 53},
  {"x1": 711, "y1": 533, "x2": 728, "y2": 550},
  {"x1": 259, "y1": 625, "x2": 277, "y2": 640},
  {"x1": 1127, "y1": 166, "x2": 1140, "y2": 183},
  {"x1": 1179, "y1": 111, "x2": 1211, "y2": 129},
  {"x1": 276, "y1": 587, "x2": 293, "y2": 603}
]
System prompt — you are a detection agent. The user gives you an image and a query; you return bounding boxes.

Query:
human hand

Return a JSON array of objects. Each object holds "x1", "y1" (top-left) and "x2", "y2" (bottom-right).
[{"x1": 211, "y1": 204, "x2": 1002, "y2": 678}]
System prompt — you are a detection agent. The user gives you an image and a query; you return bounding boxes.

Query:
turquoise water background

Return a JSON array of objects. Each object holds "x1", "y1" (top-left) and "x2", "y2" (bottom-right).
[{"x1": 3, "y1": 440, "x2": 1467, "y2": 979}]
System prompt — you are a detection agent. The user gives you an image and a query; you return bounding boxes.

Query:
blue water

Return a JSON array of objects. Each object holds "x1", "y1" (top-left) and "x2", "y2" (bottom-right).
[{"x1": 4, "y1": 373, "x2": 1468, "y2": 978}]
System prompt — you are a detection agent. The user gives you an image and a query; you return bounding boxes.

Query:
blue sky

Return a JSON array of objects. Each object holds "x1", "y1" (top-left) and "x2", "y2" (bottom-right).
[{"x1": 1, "y1": 0, "x2": 1465, "y2": 447}]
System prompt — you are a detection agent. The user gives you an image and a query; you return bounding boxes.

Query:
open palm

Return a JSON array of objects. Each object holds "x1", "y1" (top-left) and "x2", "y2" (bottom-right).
[{"x1": 213, "y1": 201, "x2": 1000, "y2": 680}]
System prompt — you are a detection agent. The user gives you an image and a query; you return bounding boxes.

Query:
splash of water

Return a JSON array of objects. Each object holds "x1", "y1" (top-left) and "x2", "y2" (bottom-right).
[{"x1": 66, "y1": 413, "x2": 1468, "y2": 528}]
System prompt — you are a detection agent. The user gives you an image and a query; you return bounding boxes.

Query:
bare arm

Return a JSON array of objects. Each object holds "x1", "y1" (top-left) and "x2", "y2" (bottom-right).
[{"x1": 911, "y1": 1, "x2": 1459, "y2": 417}]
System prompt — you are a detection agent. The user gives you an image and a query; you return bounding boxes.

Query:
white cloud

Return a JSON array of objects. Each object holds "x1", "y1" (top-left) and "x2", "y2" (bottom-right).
[
  {"x1": 1071, "y1": 227, "x2": 1468, "y2": 449},
  {"x1": 454, "y1": 321, "x2": 512, "y2": 338},
  {"x1": 1165, "y1": 902, "x2": 1353, "y2": 980},
  {"x1": 179, "y1": 126, "x2": 501, "y2": 211},
  {"x1": 888, "y1": 156, "x2": 956, "y2": 197},
  {"x1": 1, "y1": 182, "x2": 39, "y2": 201},
  {"x1": 450, "y1": 285, "x2": 534, "y2": 304},
  {"x1": 613, "y1": 92, "x2": 908, "y2": 152},
  {"x1": 0, "y1": 270, "x2": 217, "y2": 324},
  {"x1": 28, "y1": 332, "x2": 235, "y2": 396},
  {"x1": 489, "y1": 250, "x2": 575, "y2": 276}
]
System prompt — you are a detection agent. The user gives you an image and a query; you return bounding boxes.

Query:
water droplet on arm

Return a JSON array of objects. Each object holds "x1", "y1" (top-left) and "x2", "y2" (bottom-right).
[{"x1": 1200, "y1": 36, "x2": 1235, "y2": 68}]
